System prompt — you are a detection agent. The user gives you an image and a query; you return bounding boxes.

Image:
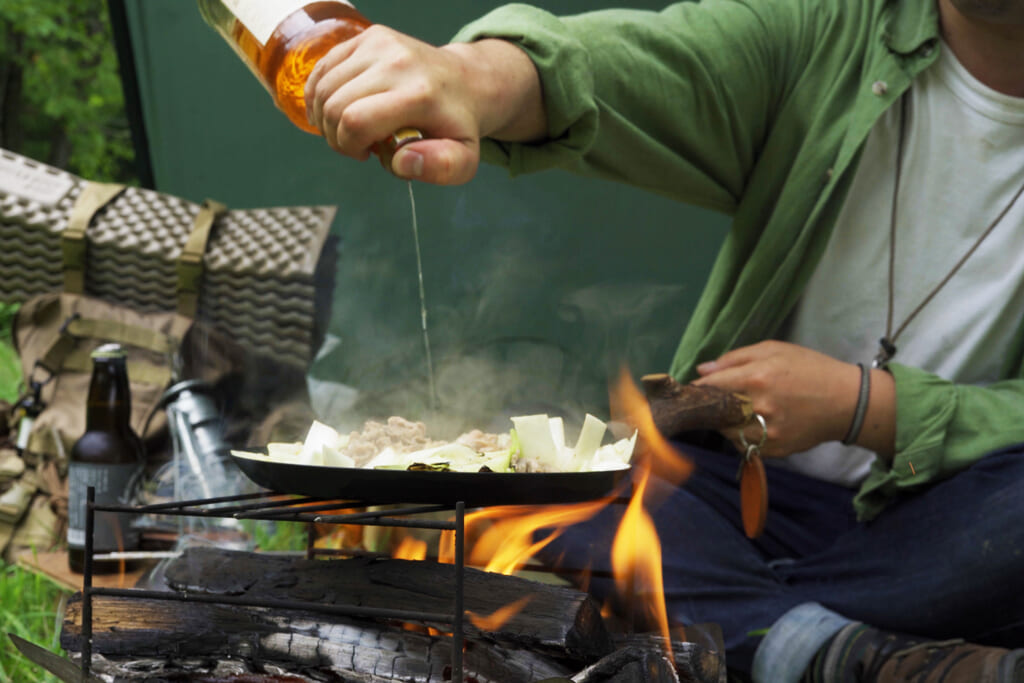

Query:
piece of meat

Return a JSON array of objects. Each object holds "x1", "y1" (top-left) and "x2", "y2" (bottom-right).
[
  {"x1": 343, "y1": 416, "x2": 445, "y2": 467},
  {"x1": 341, "y1": 418, "x2": 508, "y2": 467},
  {"x1": 454, "y1": 429, "x2": 510, "y2": 453}
]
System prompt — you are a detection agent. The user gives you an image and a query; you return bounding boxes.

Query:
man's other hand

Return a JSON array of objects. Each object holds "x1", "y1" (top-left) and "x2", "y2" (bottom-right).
[{"x1": 693, "y1": 341, "x2": 895, "y2": 458}]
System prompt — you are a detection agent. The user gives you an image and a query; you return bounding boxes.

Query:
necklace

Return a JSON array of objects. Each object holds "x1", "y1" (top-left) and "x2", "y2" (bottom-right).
[{"x1": 873, "y1": 93, "x2": 1024, "y2": 369}]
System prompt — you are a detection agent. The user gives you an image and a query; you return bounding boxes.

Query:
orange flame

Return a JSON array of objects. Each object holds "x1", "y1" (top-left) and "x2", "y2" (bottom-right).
[
  {"x1": 611, "y1": 464, "x2": 671, "y2": 644},
  {"x1": 467, "y1": 594, "x2": 535, "y2": 631},
  {"x1": 610, "y1": 367, "x2": 694, "y2": 487},
  {"x1": 608, "y1": 366, "x2": 692, "y2": 653},
  {"x1": 439, "y1": 500, "x2": 612, "y2": 574},
  {"x1": 393, "y1": 535, "x2": 428, "y2": 561}
]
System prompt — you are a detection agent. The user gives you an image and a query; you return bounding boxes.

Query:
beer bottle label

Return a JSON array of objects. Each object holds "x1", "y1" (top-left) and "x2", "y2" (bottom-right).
[
  {"x1": 67, "y1": 462, "x2": 140, "y2": 552},
  {"x1": 224, "y1": 0, "x2": 354, "y2": 44}
]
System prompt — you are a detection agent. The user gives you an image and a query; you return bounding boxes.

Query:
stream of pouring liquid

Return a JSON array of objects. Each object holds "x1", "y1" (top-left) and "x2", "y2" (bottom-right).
[{"x1": 407, "y1": 181, "x2": 437, "y2": 410}]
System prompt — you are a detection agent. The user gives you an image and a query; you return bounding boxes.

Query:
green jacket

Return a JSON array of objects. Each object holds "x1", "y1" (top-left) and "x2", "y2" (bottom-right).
[{"x1": 454, "y1": 0, "x2": 1024, "y2": 520}]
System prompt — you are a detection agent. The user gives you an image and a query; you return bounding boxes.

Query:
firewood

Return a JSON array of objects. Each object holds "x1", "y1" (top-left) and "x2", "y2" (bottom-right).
[
  {"x1": 614, "y1": 635, "x2": 725, "y2": 683},
  {"x1": 158, "y1": 547, "x2": 613, "y2": 661},
  {"x1": 571, "y1": 646, "x2": 680, "y2": 683},
  {"x1": 62, "y1": 594, "x2": 573, "y2": 683},
  {"x1": 641, "y1": 374, "x2": 752, "y2": 436}
]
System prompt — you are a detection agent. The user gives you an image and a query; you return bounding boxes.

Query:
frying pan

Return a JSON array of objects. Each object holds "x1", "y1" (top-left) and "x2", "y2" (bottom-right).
[
  {"x1": 231, "y1": 380, "x2": 748, "y2": 506},
  {"x1": 231, "y1": 451, "x2": 631, "y2": 506}
]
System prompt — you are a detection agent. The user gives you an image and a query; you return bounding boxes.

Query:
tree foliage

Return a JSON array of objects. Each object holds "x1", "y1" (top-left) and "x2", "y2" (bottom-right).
[{"x1": 0, "y1": 0, "x2": 137, "y2": 183}]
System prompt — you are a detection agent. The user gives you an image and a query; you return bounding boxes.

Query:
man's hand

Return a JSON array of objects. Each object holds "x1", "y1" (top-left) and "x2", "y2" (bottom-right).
[
  {"x1": 303, "y1": 28, "x2": 546, "y2": 184},
  {"x1": 693, "y1": 341, "x2": 895, "y2": 458}
]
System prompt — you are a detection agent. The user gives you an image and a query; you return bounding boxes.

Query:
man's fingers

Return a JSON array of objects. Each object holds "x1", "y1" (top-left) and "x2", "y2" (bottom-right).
[
  {"x1": 391, "y1": 139, "x2": 479, "y2": 185},
  {"x1": 304, "y1": 39, "x2": 363, "y2": 125},
  {"x1": 697, "y1": 341, "x2": 782, "y2": 376},
  {"x1": 691, "y1": 365, "x2": 751, "y2": 394}
]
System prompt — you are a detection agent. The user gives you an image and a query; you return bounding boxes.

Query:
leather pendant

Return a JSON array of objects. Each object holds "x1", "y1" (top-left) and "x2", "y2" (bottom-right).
[{"x1": 739, "y1": 451, "x2": 768, "y2": 539}]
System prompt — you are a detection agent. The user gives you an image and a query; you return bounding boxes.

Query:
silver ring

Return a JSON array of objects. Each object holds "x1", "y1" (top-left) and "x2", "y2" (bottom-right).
[{"x1": 739, "y1": 413, "x2": 767, "y2": 451}]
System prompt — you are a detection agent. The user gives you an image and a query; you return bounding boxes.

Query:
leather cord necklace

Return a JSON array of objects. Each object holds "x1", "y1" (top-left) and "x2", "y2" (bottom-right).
[{"x1": 874, "y1": 93, "x2": 1024, "y2": 369}]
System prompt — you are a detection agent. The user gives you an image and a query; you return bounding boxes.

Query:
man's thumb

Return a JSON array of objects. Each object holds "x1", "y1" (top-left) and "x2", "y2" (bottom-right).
[{"x1": 391, "y1": 139, "x2": 478, "y2": 185}]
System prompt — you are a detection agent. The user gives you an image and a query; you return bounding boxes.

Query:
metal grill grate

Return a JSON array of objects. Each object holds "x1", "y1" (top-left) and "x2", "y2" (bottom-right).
[{"x1": 79, "y1": 488, "x2": 467, "y2": 681}]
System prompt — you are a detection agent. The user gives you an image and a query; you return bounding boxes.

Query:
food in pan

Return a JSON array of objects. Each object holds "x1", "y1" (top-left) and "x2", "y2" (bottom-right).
[{"x1": 235, "y1": 414, "x2": 635, "y2": 474}]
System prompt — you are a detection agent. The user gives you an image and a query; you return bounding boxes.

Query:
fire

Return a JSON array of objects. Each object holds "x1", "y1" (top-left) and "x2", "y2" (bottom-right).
[
  {"x1": 439, "y1": 500, "x2": 612, "y2": 573},
  {"x1": 393, "y1": 535, "x2": 428, "y2": 561},
  {"x1": 609, "y1": 367, "x2": 694, "y2": 488},
  {"x1": 467, "y1": 595, "x2": 535, "y2": 631},
  {"x1": 311, "y1": 368, "x2": 692, "y2": 654},
  {"x1": 434, "y1": 501, "x2": 614, "y2": 631},
  {"x1": 448, "y1": 369, "x2": 693, "y2": 645},
  {"x1": 611, "y1": 465, "x2": 670, "y2": 643},
  {"x1": 609, "y1": 366, "x2": 692, "y2": 650}
]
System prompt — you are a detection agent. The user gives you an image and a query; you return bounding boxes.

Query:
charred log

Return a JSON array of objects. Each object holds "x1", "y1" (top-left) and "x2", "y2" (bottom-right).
[
  {"x1": 614, "y1": 635, "x2": 725, "y2": 683},
  {"x1": 62, "y1": 594, "x2": 573, "y2": 683},
  {"x1": 158, "y1": 548, "x2": 613, "y2": 661},
  {"x1": 571, "y1": 647, "x2": 679, "y2": 683},
  {"x1": 59, "y1": 550, "x2": 726, "y2": 682}
]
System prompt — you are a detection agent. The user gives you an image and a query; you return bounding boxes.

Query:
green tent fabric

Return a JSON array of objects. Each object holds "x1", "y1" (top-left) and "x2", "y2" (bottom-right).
[{"x1": 115, "y1": 0, "x2": 727, "y2": 424}]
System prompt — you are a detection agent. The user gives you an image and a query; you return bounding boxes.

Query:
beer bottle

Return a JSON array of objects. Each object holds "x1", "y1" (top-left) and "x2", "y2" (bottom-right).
[
  {"x1": 196, "y1": 0, "x2": 421, "y2": 167},
  {"x1": 67, "y1": 344, "x2": 143, "y2": 574}
]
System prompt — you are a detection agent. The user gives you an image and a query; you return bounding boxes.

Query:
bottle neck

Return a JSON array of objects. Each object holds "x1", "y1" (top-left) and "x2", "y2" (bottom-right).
[{"x1": 85, "y1": 359, "x2": 133, "y2": 432}]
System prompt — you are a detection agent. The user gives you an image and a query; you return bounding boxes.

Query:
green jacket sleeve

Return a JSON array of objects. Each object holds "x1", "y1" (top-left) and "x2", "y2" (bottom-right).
[
  {"x1": 855, "y1": 362, "x2": 1024, "y2": 520},
  {"x1": 452, "y1": 1, "x2": 812, "y2": 214}
]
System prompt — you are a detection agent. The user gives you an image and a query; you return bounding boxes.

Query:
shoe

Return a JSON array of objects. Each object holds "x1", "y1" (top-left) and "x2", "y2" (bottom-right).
[{"x1": 820, "y1": 623, "x2": 1024, "y2": 682}]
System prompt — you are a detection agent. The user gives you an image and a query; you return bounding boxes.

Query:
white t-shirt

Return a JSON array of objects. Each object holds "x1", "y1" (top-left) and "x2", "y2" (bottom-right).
[{"x1": 778, "y1": 42, "x2": 1024, "y2": 487}]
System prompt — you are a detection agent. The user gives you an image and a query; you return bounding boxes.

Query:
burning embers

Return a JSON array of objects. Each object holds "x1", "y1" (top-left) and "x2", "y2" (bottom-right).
[{"x1": 62, "y1": 544, "x2": 722, "y2": 682}]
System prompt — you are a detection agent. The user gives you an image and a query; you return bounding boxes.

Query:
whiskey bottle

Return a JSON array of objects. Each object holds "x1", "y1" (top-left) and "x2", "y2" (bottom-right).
[{"x1": 197, "y1": 0, "x2": 421, "y2": 166}]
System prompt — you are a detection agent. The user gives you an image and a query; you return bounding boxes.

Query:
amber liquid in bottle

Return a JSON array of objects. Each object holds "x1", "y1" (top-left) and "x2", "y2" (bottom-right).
[
  {"x1": 67, "y1": 345, "x2": 142, "y2": 574},
  {"x1": 230, "y1": 2, "x2": 369, "y2": 134},
  {"x1": 201, "y1": 0, "x2": 421, "y2": 163}
]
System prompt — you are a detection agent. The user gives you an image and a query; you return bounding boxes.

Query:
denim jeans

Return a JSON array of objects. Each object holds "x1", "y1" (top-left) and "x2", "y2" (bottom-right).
[{"x1": 542, "y1": 439, "x2": 1024, "y2": 678}]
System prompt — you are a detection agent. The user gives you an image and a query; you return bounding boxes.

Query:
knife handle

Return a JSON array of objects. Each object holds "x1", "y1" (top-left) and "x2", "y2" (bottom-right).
[{"x1": 641, "y1": 373, "x2": 753, "y2": 437}]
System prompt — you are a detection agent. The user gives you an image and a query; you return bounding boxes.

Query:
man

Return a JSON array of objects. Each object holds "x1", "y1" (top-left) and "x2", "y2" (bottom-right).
[{"x1": 303, "y1": 0, "x2": 1024, "y2": 680}]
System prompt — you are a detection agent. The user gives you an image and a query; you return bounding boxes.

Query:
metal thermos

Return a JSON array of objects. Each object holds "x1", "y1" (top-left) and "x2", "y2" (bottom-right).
[{"x1": 161, "y1": 379, "x2": 248, "y2": 546}]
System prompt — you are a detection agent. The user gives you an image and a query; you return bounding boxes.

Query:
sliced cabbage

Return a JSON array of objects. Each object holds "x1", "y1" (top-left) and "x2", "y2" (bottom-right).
[
  {"x1": 250, "y1": 420, "x2": 354, "y2": 467},
  {"x1": 248, "y1": 414, "x2": 632, "y2": 474},
  {"x1": 587, "y1": 431, "x2": 638, "y2": 471},
  {"x1": 265, "y1": 442, "x2": 303, "y2": 461},
  {"x1": 512, "y1": 412, "x2": 635, "y2": 472},
  {"x1": 511, "y1": 414, "x2": 559, "y2": 472},
  {"x1": 370, "y1": 442, "x2": 514, "y2": 473},
  {"x1": 571, "y1": 413, "x2": 607, "y2": 470},
  {"x1": 294, "y1": 420, "x2": 353, "y2": 467},
  {"x1": 362, "y1": 446, "x2": 402, "y2": 470}
]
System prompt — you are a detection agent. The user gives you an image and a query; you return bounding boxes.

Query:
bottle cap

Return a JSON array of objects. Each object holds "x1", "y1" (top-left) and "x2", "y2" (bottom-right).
[{"x1": 91, "y1": 343, "x2": 127, "y2": 360}]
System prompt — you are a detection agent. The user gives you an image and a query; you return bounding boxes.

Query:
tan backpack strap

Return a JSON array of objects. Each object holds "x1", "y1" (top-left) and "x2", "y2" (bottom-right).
[
  {"x1": 66, "y1": 317, "x2": 177, "y2": 356},
  {"x1": 34, "y1": 314, "x2": 177, "y2": 385},
  {"x1": 58, "y1": 350, "x2": 172, "y2": 386},
  {"x1": 177, "y1": 199, "x2": 226, "y2": 317},
  {"x1": 62, "y1": 182, "x2": 127, "y2": 294}
]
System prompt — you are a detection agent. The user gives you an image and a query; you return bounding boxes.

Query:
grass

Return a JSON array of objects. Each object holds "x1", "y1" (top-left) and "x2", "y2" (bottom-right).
[
  {"x1": 0, "y1": 303, "x2": 21, "y2": 403},
  {"x1": 0, "y1": 302, "x2": 65, "y2": 681},
  {"x1": 0, "y1": 560, "x2": 70, "y2": 683}
]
